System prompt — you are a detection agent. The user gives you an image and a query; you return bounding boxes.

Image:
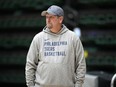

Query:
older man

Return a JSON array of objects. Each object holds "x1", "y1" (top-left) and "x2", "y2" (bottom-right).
[{"x1": 25, "y1": 5, "x2": 86, "y2": 87}]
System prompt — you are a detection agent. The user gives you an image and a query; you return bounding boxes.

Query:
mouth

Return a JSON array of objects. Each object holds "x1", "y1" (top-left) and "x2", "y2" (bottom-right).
[{"x1": 47, "y1": 24, "x2": 52, "y2": 29}]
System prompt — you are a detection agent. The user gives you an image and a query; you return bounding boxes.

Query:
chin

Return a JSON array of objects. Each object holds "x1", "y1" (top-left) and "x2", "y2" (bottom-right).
[{"x1": 47, "y1": 25, "x2": 52, "y2": 29}]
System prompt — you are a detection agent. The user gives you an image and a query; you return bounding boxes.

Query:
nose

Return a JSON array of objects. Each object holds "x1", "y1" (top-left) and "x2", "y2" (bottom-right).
[{"x1": 46, "y1": 17, "x2": 50, "y2": 23}]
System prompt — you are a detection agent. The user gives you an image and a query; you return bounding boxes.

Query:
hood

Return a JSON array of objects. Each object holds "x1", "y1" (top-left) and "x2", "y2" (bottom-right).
[{"x1": 43, "y1": 24, "x2": 68, "y2": 36}]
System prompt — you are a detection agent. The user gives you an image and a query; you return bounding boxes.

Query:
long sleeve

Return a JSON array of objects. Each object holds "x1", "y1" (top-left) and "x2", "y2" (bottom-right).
[
  {"x1": 74, "y1": 38, "x2": 86, "y2": 87},
  {"x1": 25, "y1": 36, "x2": 39, "y2": 87}
]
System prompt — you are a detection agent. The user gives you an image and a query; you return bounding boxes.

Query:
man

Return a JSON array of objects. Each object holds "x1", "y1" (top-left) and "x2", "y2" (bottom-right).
[{"x1": 25, "y1": 5, "x2": 86, "y2": 87}]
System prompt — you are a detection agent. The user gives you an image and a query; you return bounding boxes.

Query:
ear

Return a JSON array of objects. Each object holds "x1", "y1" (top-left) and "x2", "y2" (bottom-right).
[{"x1": 59, "y1": 16, "x2": 64, "y2": 23}]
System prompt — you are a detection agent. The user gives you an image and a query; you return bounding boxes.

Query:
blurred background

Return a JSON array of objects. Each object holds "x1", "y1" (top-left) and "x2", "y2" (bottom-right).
[{"x1": 0, "y1": 0, "x2": 116, "y2": 87}]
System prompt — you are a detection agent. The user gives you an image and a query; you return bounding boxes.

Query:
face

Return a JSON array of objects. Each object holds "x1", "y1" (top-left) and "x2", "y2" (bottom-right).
[{"x1": 45, "y1": 14, "x2": 63, "y2": 29}]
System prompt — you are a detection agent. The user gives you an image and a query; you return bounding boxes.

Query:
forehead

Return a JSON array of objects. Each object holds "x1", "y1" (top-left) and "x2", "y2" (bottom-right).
[{"x1": 46, "y1": 13, "x2": 55, "y2": 16}]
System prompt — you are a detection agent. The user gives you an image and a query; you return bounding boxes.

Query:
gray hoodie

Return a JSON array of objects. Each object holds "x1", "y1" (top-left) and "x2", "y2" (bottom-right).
[{"x1": 25, "y1": 25, "x2": 86, "y2": 87}]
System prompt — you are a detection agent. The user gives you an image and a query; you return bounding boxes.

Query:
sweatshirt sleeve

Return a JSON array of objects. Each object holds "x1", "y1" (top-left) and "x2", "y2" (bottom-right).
[
  {"x1": 74, "y1": 37, "x2": 86, "y2": 87},
  {"x1": 25, "y1": 35, "x2": 39, "y2": 87}
]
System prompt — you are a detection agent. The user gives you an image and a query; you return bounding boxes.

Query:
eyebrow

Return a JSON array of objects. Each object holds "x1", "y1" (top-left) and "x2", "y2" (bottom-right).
[{"x1": 46, "y1": 15, "x2": 57, "y2": 18}]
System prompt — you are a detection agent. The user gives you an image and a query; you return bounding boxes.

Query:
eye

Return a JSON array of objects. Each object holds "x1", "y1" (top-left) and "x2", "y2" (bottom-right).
[{"x1": 46, "y1": 16, "x2": 54, "y2": 19}]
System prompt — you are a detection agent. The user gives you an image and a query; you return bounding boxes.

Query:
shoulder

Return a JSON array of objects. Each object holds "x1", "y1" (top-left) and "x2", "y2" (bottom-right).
[
  {"x1": 33, "y1": 31, "x2": 44, "y2": 39},
  {"x1": 31, "y1": 31, "x2": 45, "y2": 43},
  {"x1": 67, "y1": 29, "x2": 79, "y2": 40}
]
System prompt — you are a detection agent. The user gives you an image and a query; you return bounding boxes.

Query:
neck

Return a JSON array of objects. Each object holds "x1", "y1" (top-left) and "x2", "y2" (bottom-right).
[{"x1": 50, "y1": 25, "x2": 62, "y2": 33}]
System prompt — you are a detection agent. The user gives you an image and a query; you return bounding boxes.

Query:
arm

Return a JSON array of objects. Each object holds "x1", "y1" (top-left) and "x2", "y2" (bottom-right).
[
  {"x1": 74, "y1": 38, "x2": 86, "y2": 87},
  {"x1": 25, "y1": 36, "x2": 39, "y2": 87}
]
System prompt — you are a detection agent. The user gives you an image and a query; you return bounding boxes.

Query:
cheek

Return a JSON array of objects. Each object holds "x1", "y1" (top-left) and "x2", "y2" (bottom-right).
[
  {"x1": 51, "y1": 20, "x2": 56, "y2": 24},
  {"x1": 53, "y1": 19, "x2": 59, "y2": 24},
  {"x1": 52, "y1": 21, "x2": 57, "y2": 26}
]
